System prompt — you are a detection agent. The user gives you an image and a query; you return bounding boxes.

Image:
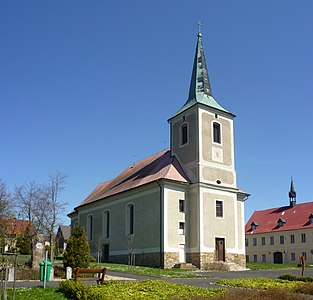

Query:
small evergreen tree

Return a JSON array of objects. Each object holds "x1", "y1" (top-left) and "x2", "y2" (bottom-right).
[
  {"x1": 16, "y1": 234, "x2": 31, "y2": 254},
  {"x1": 63, "y1": 225, "x2": 91, "y2": 268}
]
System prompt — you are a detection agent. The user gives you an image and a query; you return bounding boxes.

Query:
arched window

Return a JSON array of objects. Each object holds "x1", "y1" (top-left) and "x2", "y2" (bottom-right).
[
  {"x1": 126, "y1": 204, "x2": 135, "y2": 235},
  {"x1": 181, "y1": 124, "x2": 188, "y2": 145},
  {"x1": 103, "y1": 210, "x2": 110, "y2": 238},
  {"x1": 213, "y1": 122, "x2": 221, "y2": 144},
  {"x1": 87, "y1": 214, "x2": 93, "y2": 241}
]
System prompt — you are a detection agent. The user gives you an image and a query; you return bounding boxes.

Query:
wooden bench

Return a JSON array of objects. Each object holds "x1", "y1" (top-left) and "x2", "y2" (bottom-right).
[{"x1": 74, "y1": 267, "x2": 107, "y2": 284}]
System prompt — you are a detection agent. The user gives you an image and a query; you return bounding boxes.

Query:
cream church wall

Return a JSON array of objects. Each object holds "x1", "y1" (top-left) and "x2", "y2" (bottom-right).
[
  {"x1": 77, "y1": 184, "x2": 161, "y2": 262},
  {"x1": 202, "y1": 191, "x2": 236, "y2": 249},
  {"x1": 164, "y1": 186, "x2": 186, "y2": 250}
]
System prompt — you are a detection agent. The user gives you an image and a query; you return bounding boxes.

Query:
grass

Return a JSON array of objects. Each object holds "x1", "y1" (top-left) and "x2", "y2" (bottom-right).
[
  {"x1": 1, "y1": 287, "x2": 67, "y2": 300},
  {"x1": 59, "y1": 279, "x2": 225, "y2": 299},
  {"x1": 216, "y1": 277, "x2": 313, "y2": 299},
  {"x1": 212, "y1": 289, "x2": 310, "y2": 300},
  {"x1": 217, "y1": 277, "x2": 301, "y2": 291},
  {"x1": 247, "y1": 263, "x2": 302, "y2": 270},
  {"x1": 91, "y1": 262, "x2": 203, "y2": 278}
]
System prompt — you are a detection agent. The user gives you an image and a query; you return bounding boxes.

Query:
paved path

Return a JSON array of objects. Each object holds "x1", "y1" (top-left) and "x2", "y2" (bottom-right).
[{"x1": 4, "y1": 267, "x2": 313, "y2": 290}]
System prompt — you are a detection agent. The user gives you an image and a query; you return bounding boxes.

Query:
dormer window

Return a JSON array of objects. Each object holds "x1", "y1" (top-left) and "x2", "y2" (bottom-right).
[
  {"x1": 309, "y1": 214, "x2": 313, "y2": 224},
  {"x1": 250, "y1": 221, "x2": 259, "y2": 231},
  {"x1": 277, "y1": 218, "x2": 286, "y2": 228}
]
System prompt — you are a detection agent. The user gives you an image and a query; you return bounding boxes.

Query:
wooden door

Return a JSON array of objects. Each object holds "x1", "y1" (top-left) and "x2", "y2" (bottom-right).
[
  {"x1": 273, "y1": 251, "x2": 283, "y2": 264},
  {"x1": 216, "y1": 238, "x2": 225, "y2": 261}
]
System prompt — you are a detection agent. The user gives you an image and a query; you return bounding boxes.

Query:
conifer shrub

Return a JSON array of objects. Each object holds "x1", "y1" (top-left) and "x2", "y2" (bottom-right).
[{"x1": 63, "y1": 225, "x2": 91, "y2": 269}]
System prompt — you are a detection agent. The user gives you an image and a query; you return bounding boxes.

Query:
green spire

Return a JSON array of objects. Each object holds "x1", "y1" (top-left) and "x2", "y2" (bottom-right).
[{"x1": 172, "y1": 28, "x2": 232, "y2": 118}]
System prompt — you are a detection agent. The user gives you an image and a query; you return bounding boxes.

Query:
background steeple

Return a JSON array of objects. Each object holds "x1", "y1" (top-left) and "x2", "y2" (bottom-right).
[{"x1": 289, "y1": 177, "x2": 297, "y2": 207}]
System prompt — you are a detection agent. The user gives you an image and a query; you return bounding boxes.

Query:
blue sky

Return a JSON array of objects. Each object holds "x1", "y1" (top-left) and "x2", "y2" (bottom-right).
[{"x1": 1, "y1": 1, "x2": 312, "y2": 225}]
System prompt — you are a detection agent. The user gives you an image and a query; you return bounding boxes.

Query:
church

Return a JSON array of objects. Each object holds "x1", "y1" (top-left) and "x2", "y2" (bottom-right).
[{"x1": 68, "y1": 29, "x2": 249, "y2": 270}]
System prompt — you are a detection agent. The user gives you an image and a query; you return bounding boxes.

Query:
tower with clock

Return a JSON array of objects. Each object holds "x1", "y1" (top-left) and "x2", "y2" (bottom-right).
[{"x1": 168, "y1": 28, "x2": 248, "y2": 268}]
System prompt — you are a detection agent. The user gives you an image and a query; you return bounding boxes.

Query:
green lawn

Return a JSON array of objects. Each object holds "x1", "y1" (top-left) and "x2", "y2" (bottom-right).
[
  {"x1": 1, "y1": 287, "x2": 67, "y2": 300},
  {"x1": 91, "y1": 262, "x2": 203, "y2": 278},
  {"x1": 247, "y1": 263, "x2": 302, "y2": 270},
  {"x1": 217, "y1": 277, "x2": 301, "y2": 291},
  {"x1": 59, "y1": 279, "x2": 225, "y2": 300}
]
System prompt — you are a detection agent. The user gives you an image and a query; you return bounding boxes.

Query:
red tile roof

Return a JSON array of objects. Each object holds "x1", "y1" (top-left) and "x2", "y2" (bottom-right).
[
  {"x1": 77, "y1": 149, "x2": 189, "y2": 208},
  {"x1": 0, "y1": 219, "x2": 30, "y2": 235},
  {"x1": 245, "y1": 202, "x2": 313, "y2": 234}
]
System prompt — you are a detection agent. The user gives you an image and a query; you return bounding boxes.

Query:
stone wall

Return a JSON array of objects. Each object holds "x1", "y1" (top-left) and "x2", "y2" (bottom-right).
[
  {"x1": 186, "y1": 252, "x2": 200, "y2": 269},
  {"x1": 109, "y1": 252, "x2": 161, "y2": 268},
  {"x1": 225, "y1": 253, "x2": 246, "y2": 267},
  {"x1": 163, "y1": 252, "x2": 179, "y2": 269},
  {"x1": 200, "y1": 252, "x2": 215, "y2": 270}
]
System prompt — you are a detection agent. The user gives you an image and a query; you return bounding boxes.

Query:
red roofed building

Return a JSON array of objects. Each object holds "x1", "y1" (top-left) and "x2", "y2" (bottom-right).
[
  {"x1": 0, "y1": 218, "x2": 30, "y2": 252},
  {"x1": 245, "y1": 180, "x2": 313, "y2": 264},
  {"x1": 69, "y1": 30, "x2": 249, "y2": 270}
]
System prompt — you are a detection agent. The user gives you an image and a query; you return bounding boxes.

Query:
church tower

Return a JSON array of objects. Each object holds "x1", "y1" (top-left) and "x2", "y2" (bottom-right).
[{"x1": 168, "y1": 28, "x2": 248, "y2": 269}]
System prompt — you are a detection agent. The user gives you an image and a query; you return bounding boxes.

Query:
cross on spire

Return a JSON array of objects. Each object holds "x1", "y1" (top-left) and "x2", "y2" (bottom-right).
[{"x1": 197, "y1": 20, "x2": 203, "y2": 34}]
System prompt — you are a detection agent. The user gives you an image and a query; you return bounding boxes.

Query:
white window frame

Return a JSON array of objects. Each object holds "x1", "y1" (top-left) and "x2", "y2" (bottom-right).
[
  {"x1": 178, "y1": 221, "x2": 185, "y2": 235},
  {"x1": 290, "y1": 234, "x2": 295, "y2": 244},
  {"x1": 215, "y1": 199, "x2": 224, "y2": 218},
  {"x1": 125, "y1": 203, "x2": 135, "y2": 236},
  {"x1": 180, "y1": 123, "x2": 189, "y2": 147},
  {"x1": 179, "y1": 199, "x2": 185, "y2": 213},
  {"x1": 212, "y1": 121, "x2": 223, "y2": 145},
  {"x1": 103, "y1": 210, "x2": 110, "y2": 239},
  {"x1": 87, "y1": 214, "x2": 93, "y2": 241}
]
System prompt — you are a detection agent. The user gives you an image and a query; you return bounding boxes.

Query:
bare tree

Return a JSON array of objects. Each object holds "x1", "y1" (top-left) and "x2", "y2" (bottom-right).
[
  {"x1": 0, "y1": 179, "x2": 11, "y2": 218},
  {"x1": 14, "y1": 173, "x2": 67, "y2": 265},
  {"x1": 0, "y1": 179, "x2": 13, "y2": 250},
  {"x1": 95, "y1": 233, "x2": 104, "y2": 263},
  {"x1": 41, "y1": 172, "x2": 67, "y2": 263},
  {"x1": 14, "y1": 181, "x2": 46, "y2": 263}
]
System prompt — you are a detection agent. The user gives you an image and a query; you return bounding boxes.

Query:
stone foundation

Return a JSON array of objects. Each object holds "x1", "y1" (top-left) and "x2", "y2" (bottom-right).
[
  {"x1": 187, "y1": 252, "x2": 246, "y2": 270},
  {"x1": 109, "y1": 252, "x2": 161, "y2": 268},
  {"x1": 200, "y1": 252, "x2": 216, "y2": 270},
  {"x1": 186, "y1": 252, "x2": 200, "y2": 269},
  {"x1": 108, "y1": 251, "x2": 246, "y2": 270},
  {"x1": 163, "y1": 252, "x2": 179, "y2": 269},
  {"x1": 225, "y1": 253, "x2": 246, "y2": 268}
]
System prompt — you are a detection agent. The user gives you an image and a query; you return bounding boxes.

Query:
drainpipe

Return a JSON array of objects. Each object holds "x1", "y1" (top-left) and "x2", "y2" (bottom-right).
[{"x1": 157, "y1": 180, "x2": 164, "y2": 268}]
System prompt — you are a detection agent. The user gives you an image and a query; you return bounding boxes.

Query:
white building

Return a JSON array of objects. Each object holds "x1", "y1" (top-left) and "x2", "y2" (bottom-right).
[{"x1": 69, "y1": 30, "x2": 248, "y2": 270}]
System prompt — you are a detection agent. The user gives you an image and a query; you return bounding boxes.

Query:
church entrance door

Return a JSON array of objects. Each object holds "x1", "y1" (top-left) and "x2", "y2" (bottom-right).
[
  {"x1": 179, "y1": 244, "x2": 186, "y2": 263},
  {"x1": 216, "y1": 238, "x2": 225, "y2": 261}
]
